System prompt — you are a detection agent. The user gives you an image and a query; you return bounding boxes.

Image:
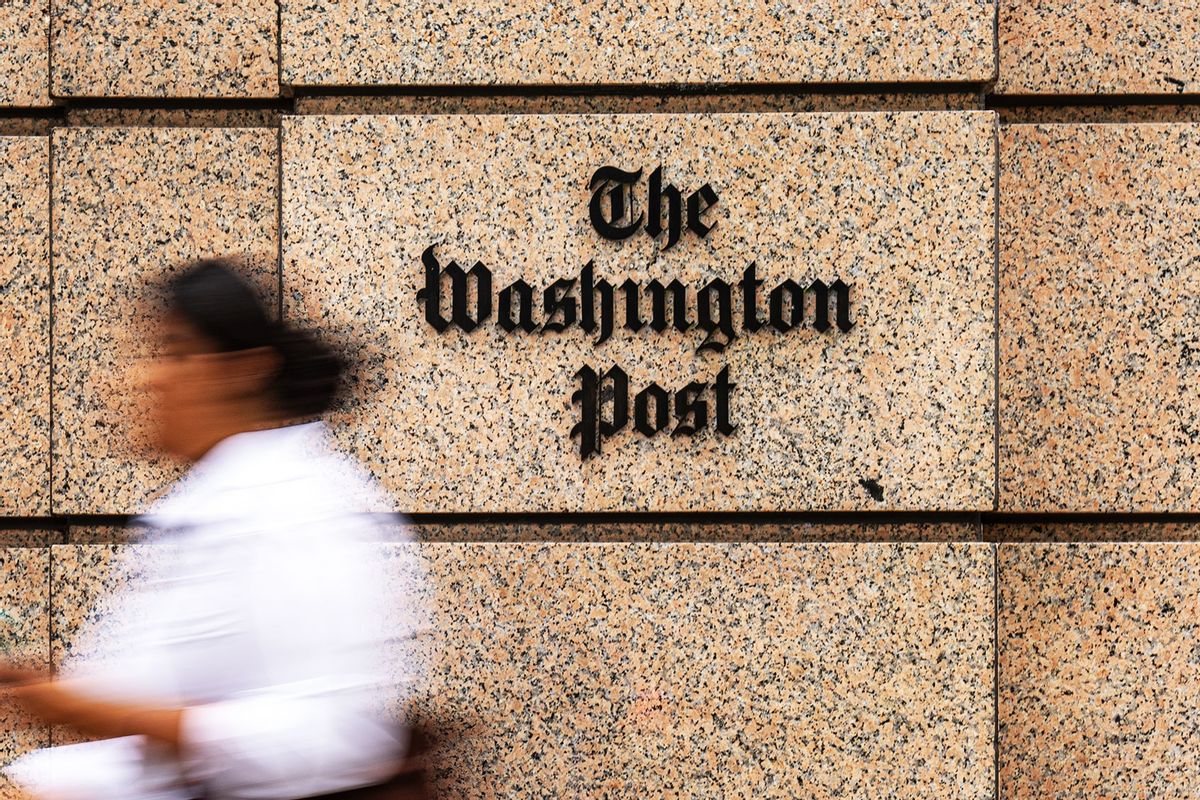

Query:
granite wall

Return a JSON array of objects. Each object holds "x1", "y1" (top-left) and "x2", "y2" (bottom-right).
[{"x1": 2, "y1": 2, "x2": 1199, "y2": 798}]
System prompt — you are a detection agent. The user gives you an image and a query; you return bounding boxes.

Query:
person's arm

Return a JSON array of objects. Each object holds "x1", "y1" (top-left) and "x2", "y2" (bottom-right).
[
  {"x1": 8, "y1": 510, "x2": 423, "y2": 797},
  {"x1": 0, "y1": 665, "x2": 183, "y2": 749},
  {"x1": 166, "y1": 519, "x2": 413, "y2": 796},
  {"x1": 1, "y1": 661, "x2": 405, "y2": 796}
]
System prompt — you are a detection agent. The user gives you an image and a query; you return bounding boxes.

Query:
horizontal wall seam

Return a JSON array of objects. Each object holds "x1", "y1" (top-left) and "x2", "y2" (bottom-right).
[
  {"x1": 987, "y1": 92, "x2": 1200, "y2": 107},
  {"x1": 286, "y1": 80, "x2": 990, "y2": 97},
  {"x1": 12, "y1": 511, "x2": 1200, "y2": 526}
]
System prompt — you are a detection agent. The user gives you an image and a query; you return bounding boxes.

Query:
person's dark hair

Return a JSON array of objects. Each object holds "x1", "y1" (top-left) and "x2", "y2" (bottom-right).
[{"x1": 162, "y1": 258, "x2": 345, "y2": 417}]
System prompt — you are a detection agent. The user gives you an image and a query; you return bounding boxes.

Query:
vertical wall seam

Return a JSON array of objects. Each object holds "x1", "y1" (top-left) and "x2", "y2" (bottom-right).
[
  {"x1": 45, "y1": 0, "x2": 53, "y2": 101},
  {"x1": 276, "y1": 124, "x2": 283, "y2": 322},
  {"x1": 992, "y1": 116, "x2": 1001, "y2": 514},
  {"x1": 45, "y1": 120, "x2": 56, "y2": 750},
  {"x1": 45, "y1": 542, "x2": 54, "y2": 747},
  {"x1": 991, "y1": 0, "x2": 1000, "y2": 86},
  {"x1": 276, "y1": 0, "x2": 284, "y2": 97},
  {"x1": 47, "y1": 129, "x2": 54, "y2": 518},
  {"x1": 993, "y1": 543, "x2": 1001, "y2": 800}
]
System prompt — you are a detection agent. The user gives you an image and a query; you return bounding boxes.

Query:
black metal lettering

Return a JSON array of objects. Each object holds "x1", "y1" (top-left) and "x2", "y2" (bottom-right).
[
  {"x1": 809, "y1": 279, "x2": 831, "y2": 333},
  {"x1": 541, "y1": 278, "x2": 577, "y2": 333},
  {"x1": 672, "y1": 381, "x2": 708, "y2": 436},
  {"x1": 646, "y1": 279, "x2": 691, "y2": 333},
  {"x1": 696, "y1": 278, "x2": 734, "y2": 353},
  {"x1": 498, "y1": 279, "x2": 538, "y2": 333},
  {"x1": 830, "y1": 279, "x2": 854, "y2": 332},
  {"x1": 415, "y1": 245, "x2": 450, "y2": 333},
  {"x1": 415, "y1": 245, "x2": 492, "y2": 333},
  {"x1": 579, "y1": 261, "x2": 615, "y2": 346},
  {"x1": 570, "y1": 364, "x2": 629, "y2": 459},
  {"x1": 634, "y1": 383, "x2": 670, "y2": 437},
  {"x1": 646, "y1": 166, "x2": 683, "y2": 251},
  {"x1": 769, "y1": 279, "x2": 804, "y2": 333},
  {"x1": 714, "y1": 366, "x2": 736, "y2": 435},
  {"x1": 687, "y1": 183, "x2": 718, "y2": 238},
  {"x1": 739, "y1": 261, "x2": 765, "y2": 333},
  {"x1": 588, "y1": 166, "x2": 643, "y2": 241},
  {"x1": 620, "y1": 278, "x2": 644, "y2": 332}
]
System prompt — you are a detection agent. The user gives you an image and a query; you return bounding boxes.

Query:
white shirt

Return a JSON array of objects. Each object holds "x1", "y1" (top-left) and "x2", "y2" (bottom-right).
[{"x1": 5, "y1": 421, "x2": 427, "y2": 800}]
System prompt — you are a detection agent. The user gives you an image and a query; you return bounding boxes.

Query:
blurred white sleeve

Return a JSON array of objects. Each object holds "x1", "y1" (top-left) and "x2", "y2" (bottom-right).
[
  {"x1": 173, "y1": 513, "x2": 428, "y2": 799},
  {"x1": 10, "y1": 505, "x2": 430, "y2": 800},
  {"x1": 4, "y1": 737, "x2": 192, "y2": 800},
  {"x1": 177, "y1": 680, "x2": 406, "y2": 797}
]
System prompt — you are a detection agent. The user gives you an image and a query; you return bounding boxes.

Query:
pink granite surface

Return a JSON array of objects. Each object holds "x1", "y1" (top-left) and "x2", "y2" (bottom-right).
[
  {"x1": 295, "y1": 93, "x2": 984, "y2": 116},
  {"x1": 284, "y1": 112, "x2": 997, "y2": 513},
  {"x1": 51, "y1": 0, "x2": 277, "y2": 98},
  {"x1": 51, "y1": 126, "x2": 278, "y2": 514},
  {"x1": 0, "y1": 548, "x2": 49, "y2": 783},
  {"x1": 998, "y1": 1, "x2": 1200, "y2": 95},
  {"x1": 0, "y1": 1, "x2": 51, "y2": 106},
  {"x1": 1001, "y1": 124, "x2": 1200, "y2": 512},
  {"x1": 282, "y1": 0, "x2": 996, "y2": 86},
  {"x1": 1000, "y1": 543, "x2": 1200, "y2": 798},
  {"x1": 0, "y1": 137, "x2": 49, "y2": 516},
  {"x1": 52, "y1": 540, "x2": 995, "y2": 799}
]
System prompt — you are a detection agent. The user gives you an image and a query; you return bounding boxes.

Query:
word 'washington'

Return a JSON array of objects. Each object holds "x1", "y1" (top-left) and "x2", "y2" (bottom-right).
[
  {"x1": 416, "y1": 164, "x2": 856, "y2": 459},
  {"x1": 417, "y1": 247, "x2": 854, "y2": 354}
]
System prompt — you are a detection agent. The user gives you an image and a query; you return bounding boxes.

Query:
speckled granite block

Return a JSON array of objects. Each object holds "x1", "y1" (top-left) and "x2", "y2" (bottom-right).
[
  {"x1": 65, "y1": 525, "x2": 143, "y2": 545},
  {"x1": 0, "y1": 776, "x2": 32, "y2": 798},
  {"x1": 0, "y1": 138, "x2": 49, "y2": 516},
  {"x1": 52, "y1": 127, "x2": 278, "y2": 514},
  {"x1": 0, "y1": 548, "x2": 49, "y2": 773},
  {"x1": 72, "y1": 520, "x2": 979, "y2": 544},
  {"x1": 281, "y1": 1, "x2": 996, "y2": 86},
  {"x1": 408, "y1": 521, "x2": 981, "y2": 542},
  {"x1": 65, "y1": 108, "x2": 282, "y2": 128},
  {"x1": 0, "y1": 532, "x2": 62, "y2": 548},
  {"x1": 295, "y1": 92, "x2": 984, "y2": 116},
  {"x1": 1000, "y1": 543, "x2": 1200, "y2": 798},
  {"x1": 0, "y1": 1, "x2": 51, "y2": 106},
  {"x1": 52, "y1": 541, "x2": 994, "y2": 798},
  {"x1": 284, "y1": 112, "x2": 996, "y2": 512},
  {"x1": 51, "y1": 0, "x2": 277, "y2": 98},
  {"x1": 1001, "y1": 124, "x2": 1200, "y2": 512},
  {"x1": 0, "y1": 119, "x2": 52, "y2": 136},
  {"x1": 407, "y1": 542, "x2": 995, "y2": 798},
  {"x1": 998, "y1": 105, "x2": 1200, "y2": 125},
  {"x1": 990, "y1": 523, "x2": 1200, "y2": 543},
  {"x1": 997, "y1": 1, "x2": 1200, "y2": 95}
]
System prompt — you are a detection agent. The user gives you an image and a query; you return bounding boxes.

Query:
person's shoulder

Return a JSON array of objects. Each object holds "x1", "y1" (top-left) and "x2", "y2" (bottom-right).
[{"x1": 140, "y1": 421, "x2": 401, "y2": 546}]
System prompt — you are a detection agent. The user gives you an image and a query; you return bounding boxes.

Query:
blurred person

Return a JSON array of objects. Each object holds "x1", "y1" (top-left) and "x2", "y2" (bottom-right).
[{"x1": 0, "y1": 259, "x2": 431, "y2": 799}]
